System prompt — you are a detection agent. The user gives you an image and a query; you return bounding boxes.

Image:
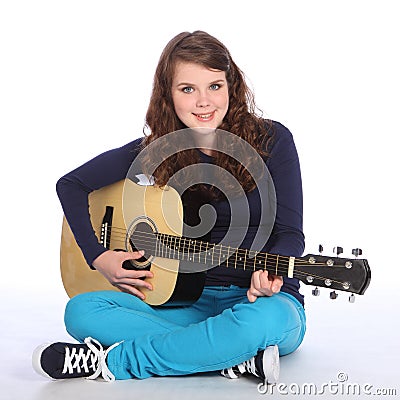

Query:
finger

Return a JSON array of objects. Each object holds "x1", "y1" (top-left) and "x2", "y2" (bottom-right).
[
  {"x1": 122, "y1": 250, "x2": 145, "y2": 260},
  {"x1": 260, "y1": 272, "x2": 283, "y2": 293},
  {"x1": 117, "y1": 283, "x2": 147, "y2": 300},
  {"x1": 250, "y1": 271, "x2": 268, "y2": 295},
  {"x1": 116, "y1": 276, "x2": 153, "y2": 291},
  {"x1": 130, "y1": 269, "x2": 154, "y2": 279},
  {"x1": 259, "y1": 270, "x2": 272, "y2": 288},
  {"x1": 247, "y1": 289, "x2": 258, "y2": 303},
  {"x1": 270, "y1": 275, "x2": 283, "y2": 293},
  {"x1": 117, "y1": 268, "x2": 154, "y2": 280},
  {"x1": 257, "y1": 271, "x2": 275, "y2": 294},
  {"x1": 251, "y1": 270, "x2": 263, "y2": 290},
  {"x1": 247, "y1": 279, "x2": 267, "y2": 299},
  {"x1": 249, "y1": 271, "x2": 276, "y2": 300},
  {"x1": 255, "y1": 273, "x2": 275, "y2": 297}
]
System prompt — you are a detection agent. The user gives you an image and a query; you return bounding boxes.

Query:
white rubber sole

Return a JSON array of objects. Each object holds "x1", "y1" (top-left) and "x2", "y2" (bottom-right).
[
  {"x1": 262, "y1": 345, "x2": 280, "y2": 384},
  {"x1": 32, "y1": 343, "x2": 54, "y2": 380}
]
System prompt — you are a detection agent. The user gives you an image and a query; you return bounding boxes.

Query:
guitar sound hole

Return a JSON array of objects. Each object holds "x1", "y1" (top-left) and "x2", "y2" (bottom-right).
[{"x1": 126, "y1": 221, "x2": 156, "y2": 269}]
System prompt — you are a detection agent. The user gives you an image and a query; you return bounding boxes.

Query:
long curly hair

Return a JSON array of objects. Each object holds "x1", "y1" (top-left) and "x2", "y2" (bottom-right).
[{"x1": 142, "y1": 30, "x2": 274, "y2": 195}]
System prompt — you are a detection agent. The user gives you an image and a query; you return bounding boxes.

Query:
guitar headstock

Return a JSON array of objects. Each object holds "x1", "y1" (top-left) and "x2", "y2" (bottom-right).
[{"x1": 295, "y1": 249, "x2": 371, "y2": 299}]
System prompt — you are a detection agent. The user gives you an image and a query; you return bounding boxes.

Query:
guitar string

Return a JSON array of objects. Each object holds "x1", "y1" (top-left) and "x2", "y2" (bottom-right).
[
  {"x1": 102, "y1": 234, "x2": 348, "y2": 287},
  {"x1": 108, "y1": 226, "x2": 306, "y2": 263},
  {"x1": 106, "y1": 229, "x2": 328, "y2": 268},
  {"x1": 123, "y1": 243, "x2": 348, "y2": 287},
  {"x1": 105, "y1": 228, "x2": 344, "y2": 275},
  {"x1": 107, "y1": 227, "x2": 344, "y2": 267}
]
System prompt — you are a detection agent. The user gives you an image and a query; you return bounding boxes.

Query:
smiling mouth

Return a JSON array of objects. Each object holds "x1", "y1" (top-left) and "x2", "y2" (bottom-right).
[{"x1": 193, "y1": 112, "x2": 215, "y2": 120}]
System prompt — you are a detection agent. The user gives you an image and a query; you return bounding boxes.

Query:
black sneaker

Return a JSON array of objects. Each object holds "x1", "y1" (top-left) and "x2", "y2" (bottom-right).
[
  {"x1": 221, "y1": 345, "x2": 279, "y2": 384},
  {"x1": 32, "y1": 337, "x2": 122, "y2": 382}
]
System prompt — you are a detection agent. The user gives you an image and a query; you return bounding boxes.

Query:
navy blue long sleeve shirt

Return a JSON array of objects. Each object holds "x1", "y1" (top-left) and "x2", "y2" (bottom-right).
[{"x1": 56, "y1": 121, "x2": 305, "y2": 305}]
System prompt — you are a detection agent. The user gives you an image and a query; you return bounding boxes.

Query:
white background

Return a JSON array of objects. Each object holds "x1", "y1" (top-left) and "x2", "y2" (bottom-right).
[{"x1": 0, "y1": 1, "x2": 399, "y2": 399}]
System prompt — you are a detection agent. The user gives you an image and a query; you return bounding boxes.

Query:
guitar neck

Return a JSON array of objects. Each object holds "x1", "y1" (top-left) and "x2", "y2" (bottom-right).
[
  {"x1": 130, "y1": 226, "x2": 371, "y2": 296},
  {"x1": 151, "y1": 232, "x2": 293, "y2": 277}
]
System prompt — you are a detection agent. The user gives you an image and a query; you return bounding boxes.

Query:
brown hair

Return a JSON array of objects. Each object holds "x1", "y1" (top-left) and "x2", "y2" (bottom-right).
[{"x1": 142, "y1": 30, "x2": 273, "y2": 194}]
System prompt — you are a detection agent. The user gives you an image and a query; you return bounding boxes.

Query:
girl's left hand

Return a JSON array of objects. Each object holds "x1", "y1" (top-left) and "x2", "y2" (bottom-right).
[{"x1": 247, "y1": 270, "x2": 283, "y2": 302}]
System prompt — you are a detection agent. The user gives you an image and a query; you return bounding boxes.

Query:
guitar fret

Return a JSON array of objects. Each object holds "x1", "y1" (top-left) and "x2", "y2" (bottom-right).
[
  {"x1": 163, "y1": 233, "x2": 167, "y2": 258},
  {"x1": 180, "y1": 237, "x2": 184, "y2": 260},
  {"x1": 156, "y1": 233, "x2": 160, "y2": 257},
  {"x1": 154, "y1": 233, "x2": 158, "y2": 257},
  {"x1": 234, "y1": 248, "x2": 238, "y2": 269},
  {"x1": 175, "y1": 236, "x2": 180, "y2": 260},
  {"x1": 190, "y1": 240, "x2": 195, "y2": 262},
  {"x1": 198, "y1": 241, "x2": 202, "y2": 263},
  {"x1": 174, "y1": 236, "x2": 178, "y2": 260},
  {"x1": 167, "y1": 234, "x2": 172, "y2": 259},
  {"x1": 162, "y1": 233, "x2": 166, "y2": 258},
  {"x1": 211, "y1": 244, "x2": 215, "y2": 265},
  {"x1": 275, "y1": 255, "x2": 279, "y2": 275},
  {"x1": 158, "y1": 233, "x2": 162, "y2": 258},
  {"x1": 185, "y1": 237, "x2": 189, "y2": 260}
]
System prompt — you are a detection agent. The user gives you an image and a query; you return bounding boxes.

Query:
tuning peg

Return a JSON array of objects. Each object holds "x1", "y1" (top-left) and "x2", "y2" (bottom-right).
[
  {"x1": 333, "y1": 246, "x2": 343, "y2": 256},
  {"x1": 349, "y1": 294, "x2": 355, "y2": 303},
  {"x1": 352, "y1": 248, "x2": 362, "y2": 257},
  {"x1": 318, "y1": 244, "x2": 324, "y2": 254},
  {"x1": 312, "y1": 287, "x2": 320, "y2": 296},
  {"x1": 330, "y1": 291, "x2": 338, "y2": 300}
]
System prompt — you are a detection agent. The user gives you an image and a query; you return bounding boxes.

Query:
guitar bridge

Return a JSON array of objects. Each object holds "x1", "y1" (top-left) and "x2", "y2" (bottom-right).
[{"x1": 100, "y1": 206, "x2": 114, "y2": 249}]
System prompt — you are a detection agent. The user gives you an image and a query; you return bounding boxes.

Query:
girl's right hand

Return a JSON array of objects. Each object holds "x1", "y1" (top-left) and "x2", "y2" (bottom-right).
[{"x1": 92, "y1": 250, "x2": 153, "y2": 300}]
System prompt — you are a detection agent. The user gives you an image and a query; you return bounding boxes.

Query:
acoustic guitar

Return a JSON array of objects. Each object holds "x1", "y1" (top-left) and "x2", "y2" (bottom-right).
[{"x1": 60, "y1": 179, "x2": 371, "y2": 306}]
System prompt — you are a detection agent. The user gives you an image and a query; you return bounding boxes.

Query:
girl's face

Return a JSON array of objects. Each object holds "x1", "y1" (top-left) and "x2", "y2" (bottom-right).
[{"x1": 171, "y1": 62, "x2": 229, "y2": 130}]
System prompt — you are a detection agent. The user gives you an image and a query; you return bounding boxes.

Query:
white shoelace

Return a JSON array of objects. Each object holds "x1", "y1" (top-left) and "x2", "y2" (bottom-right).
[
  {"x1": 240, "y1": 357, "x2": 259, "y2": 376},
  {"x1": 221, "y1": 346, "x2": 279, "y2": 384},
  {"x1": 62, "y1": 337, "x2": 122, "y2": 382},
  {"x1": 221, "y1": 356, "x2": 259, "y2": 379}
]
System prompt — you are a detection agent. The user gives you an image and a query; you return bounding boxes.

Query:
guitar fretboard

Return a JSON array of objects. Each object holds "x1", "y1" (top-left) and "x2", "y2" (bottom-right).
[{"x1": 131, "y1": 230, "x2": 294, "y2": 276}]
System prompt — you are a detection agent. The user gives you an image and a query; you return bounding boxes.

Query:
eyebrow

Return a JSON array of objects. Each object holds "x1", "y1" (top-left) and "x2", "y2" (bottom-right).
[{"x1": 175, "y1": 79, "x2": 226, "y2": 87}]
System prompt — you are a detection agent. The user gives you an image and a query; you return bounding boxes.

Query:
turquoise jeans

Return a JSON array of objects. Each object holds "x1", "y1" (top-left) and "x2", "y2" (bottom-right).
[{"x1": 64, "y1": 286, "x2": 306, "y2": 380}]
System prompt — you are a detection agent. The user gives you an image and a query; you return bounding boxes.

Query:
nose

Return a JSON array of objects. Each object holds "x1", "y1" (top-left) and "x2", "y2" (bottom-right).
[{"x1": 195, "y1": 90, "x2": 211, "y2": 108}]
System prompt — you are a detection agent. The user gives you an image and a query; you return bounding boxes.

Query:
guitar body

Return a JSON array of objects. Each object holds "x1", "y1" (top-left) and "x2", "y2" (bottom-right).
[{"x1": 60, "y1": 179, "x2": 205, "y2": 306}]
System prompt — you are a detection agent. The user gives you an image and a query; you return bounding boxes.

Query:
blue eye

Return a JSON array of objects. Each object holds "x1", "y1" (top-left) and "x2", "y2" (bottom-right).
[
  {"x1": 210, "y1": 84, "x2": 220, "y2": 90},
  {"x1": 182, "y1": 87, "x2": 194, "y2": 93}
]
